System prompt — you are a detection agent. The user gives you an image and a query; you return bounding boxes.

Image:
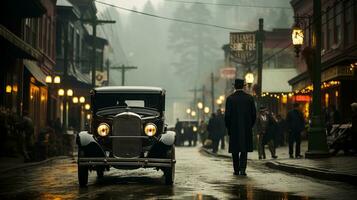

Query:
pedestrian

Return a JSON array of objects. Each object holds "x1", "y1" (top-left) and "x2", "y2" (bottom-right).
[
  {"x1": 198, "y1": 119, "x2": 208, "y2": 146},
  {"x1": 264, "y1": 110, "x2": 278, "y2": 159},
  {"x1": 16, "y1": 110, "x2": 34, "y2": 162},
  {"x1": 276, "y1": 114, "x2": 287, "y2": 146},
  {"x1": 174, "y1": 119, "x2": 183, "y2": 146},
  {"x1": 207, "y1": 113, "x2": 220, "y2": 153},
  {"x1": 216, "y1": 109, "x2": 226, "y2": 150},
  {"x1": 225, "y1": 79, "x2": 256, "y2": 176},
  {"x1": 255, "y1": 107, "x2": 269, "y2": 159},
  {"x1": 286, "y1": 103, "x2": 305, "y2": 159}
]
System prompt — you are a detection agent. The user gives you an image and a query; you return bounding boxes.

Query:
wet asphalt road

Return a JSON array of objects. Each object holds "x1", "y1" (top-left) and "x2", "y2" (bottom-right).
[{"x1": 0, "y1": 147, "x2": 356, "y2": 200}]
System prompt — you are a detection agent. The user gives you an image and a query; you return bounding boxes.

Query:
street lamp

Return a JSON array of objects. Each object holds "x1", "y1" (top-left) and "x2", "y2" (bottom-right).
[
  {"x1": 58, "y1": 89, "x2": 65, "y2": 96},
  {"x1": 245, "y1": 72, "x2": 254, "y2": 84},
  {"x1": 219, "y1": 95, "x2": 225, "y2": 101},
  {"x1": 197, "y1": 102, "x2": 203, "y2": 110},
  {"x1": 45, "y1": 76, "x2": 52, "y2": 83},
  {"x1": 85, "y1": 104, "x2": 91, "y2": 110},
  {"x1": 204, "y1": 106, "x2": 210, "y2": 114},
  {"x1": 53, "y1": 76, "x2": 61, "y2": 84},
  {"x1": 79, "y1": 96, "x2": 85, "y2": 104},
  {"x1": 186, "y1": 108, "x2": 191, "y2": 114},
  {"x1": 191, "y1": 111, "x2": 196, "y2": 117},
  {"x1": 216, "y1": 99, "x2": 223, "y2": 106},
  {"x1": 292, "y1": 21, "x2": 304, "y2": 57},
  {"x1": 67, "y1": 89, "x2": 73, "y2": 97},
  {"x1": 292, "y1": 0, "x2": 328, "y2": 158},
  {"x1": 72, "y1": 97, "x2": 79, "y2": 104}
]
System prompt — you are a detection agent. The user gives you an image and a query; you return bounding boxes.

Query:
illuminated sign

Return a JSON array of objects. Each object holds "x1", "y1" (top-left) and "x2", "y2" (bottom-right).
[{"x1": 295, "y1": 95, "x2": 311, "y2": 102}]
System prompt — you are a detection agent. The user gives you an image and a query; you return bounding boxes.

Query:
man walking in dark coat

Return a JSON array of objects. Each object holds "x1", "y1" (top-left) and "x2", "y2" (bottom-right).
[
  {"x1": 286, "y1": 103, "x2": 305, "y2": 158},
  {"x1": 225, "y1": 79, "x2": 256, "y2": 176}
]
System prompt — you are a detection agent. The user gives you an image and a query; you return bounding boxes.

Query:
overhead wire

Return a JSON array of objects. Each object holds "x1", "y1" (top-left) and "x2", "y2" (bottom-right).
[
  {"x1": 163, "y1": 0, "x2": 292, "y2": 10},
  {"x1": 94, "y1": 0, "x2": 250, "y2": 31}
]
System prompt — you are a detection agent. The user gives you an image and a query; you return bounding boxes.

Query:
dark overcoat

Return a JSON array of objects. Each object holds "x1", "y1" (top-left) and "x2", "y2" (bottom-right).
[{"x1": 225, "y1": 90, "x2": 256, "y2": 153}]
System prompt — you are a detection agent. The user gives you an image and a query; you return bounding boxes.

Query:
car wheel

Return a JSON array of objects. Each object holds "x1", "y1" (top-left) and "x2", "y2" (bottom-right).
[
  {"x1": 78, "y1": 165, "x2": 88, "y2": 187},
  {"x1": 164, "y1": 146, "x2": 175, "y2": 185}
]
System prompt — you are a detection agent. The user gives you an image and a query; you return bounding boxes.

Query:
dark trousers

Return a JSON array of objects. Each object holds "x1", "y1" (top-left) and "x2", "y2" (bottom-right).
[
  {"x1": 232, "y1": 152, "x2": 248, "y2": 173},
  {"x1": 212, "y1": 139, "x2": 219, "y2": 153},
  {"x1": 289, "y1": 132, "x2": 301, "y2": 156},
  {"x1": 220, "y1": 136, "x2": 225, "y2": 149}
]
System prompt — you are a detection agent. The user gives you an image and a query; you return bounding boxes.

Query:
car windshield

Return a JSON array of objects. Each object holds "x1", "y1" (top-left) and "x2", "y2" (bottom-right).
[{"x1": 93, "y1": 93, "x2": 163, "y2": 111}]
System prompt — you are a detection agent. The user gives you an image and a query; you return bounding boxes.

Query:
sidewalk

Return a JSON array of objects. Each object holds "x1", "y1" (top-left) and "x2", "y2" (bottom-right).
[
  {"x1": 202, "y1": 140, "x2": 357, "y2": 185},
  {"x1": 0, "y1": 155, "x2": 70, "y2": 173}
]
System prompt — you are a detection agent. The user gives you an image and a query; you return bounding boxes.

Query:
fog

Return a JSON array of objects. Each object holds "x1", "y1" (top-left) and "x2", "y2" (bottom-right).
[{"x1": 95, "y1": 0, "x2": 293, "y2": 125}]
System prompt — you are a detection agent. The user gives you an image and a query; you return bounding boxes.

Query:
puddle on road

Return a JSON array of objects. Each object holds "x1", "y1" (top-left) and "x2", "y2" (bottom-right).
[{"x1": 225, "y1": 184, "x2": 316, "y2": 200}]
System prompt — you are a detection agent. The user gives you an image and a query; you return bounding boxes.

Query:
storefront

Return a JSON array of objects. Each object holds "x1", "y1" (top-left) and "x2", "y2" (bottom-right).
[{"x1": 289, "y1": 62, "x2": 357, "y2": 122}]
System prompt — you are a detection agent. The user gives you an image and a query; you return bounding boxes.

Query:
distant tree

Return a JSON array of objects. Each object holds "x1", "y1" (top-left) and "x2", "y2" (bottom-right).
[{"x1": 168, "y1": 3, "x2": 220, "y2": 84}]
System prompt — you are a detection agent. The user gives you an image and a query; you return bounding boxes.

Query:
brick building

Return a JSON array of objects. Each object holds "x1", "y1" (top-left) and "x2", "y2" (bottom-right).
[{"x1": 289, "y1": 0, "x2": 357, "y2": 121}]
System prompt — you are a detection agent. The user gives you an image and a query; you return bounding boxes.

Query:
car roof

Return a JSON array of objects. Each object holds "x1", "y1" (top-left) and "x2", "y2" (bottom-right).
[{"x1": 92, "y1": 86, "x2": 165, "y2": 94}]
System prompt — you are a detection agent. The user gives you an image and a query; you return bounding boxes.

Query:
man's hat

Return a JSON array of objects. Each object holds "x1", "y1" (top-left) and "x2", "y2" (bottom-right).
[{"x1": 234, "y1": 78, "x2": 245, "y2": 89}]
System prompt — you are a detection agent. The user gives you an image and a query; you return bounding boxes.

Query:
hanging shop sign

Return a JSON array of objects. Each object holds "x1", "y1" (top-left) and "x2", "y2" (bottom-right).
[
  {"x1": 229, "y1": 32, "x2": 256, "y2": 64},
  {"x1": 220, "y1": 67, "x2": 236, "y2": 79}
]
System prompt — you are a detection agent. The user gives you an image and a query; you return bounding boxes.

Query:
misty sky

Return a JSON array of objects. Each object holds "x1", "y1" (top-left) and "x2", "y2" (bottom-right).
[{"x1": 95, "y1": 0, "x2": 293, "y2": 125}]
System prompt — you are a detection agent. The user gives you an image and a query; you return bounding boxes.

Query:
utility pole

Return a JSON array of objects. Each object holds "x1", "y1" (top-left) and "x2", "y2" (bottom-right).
[
  {"x1": 211, "y1": 72, "x2": 215, "y2": 112},
  {"x1": 105, "y1": 59, "x2": 110, "y2": 86},
  {"x1": 256, "y1": 18, "x2": 264, "y2": 98},
  {"x1": 82, "y1": 18, "x2": 115, "y2": 87},
  {"x1": 111, "y1": 65, "x2": 138, "y2": 86},
  {"x1": 305, "y1": 0, "x2": 329, "y2": 158}
]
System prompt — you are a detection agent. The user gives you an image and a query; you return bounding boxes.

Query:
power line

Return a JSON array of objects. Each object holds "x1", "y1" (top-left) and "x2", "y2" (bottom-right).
[
  {"x1": 163, "y1": 0, "x2": 292, "y2": 10},
  {"x1": 94, "y1": 0, "x2": 250, "y2": 31}
]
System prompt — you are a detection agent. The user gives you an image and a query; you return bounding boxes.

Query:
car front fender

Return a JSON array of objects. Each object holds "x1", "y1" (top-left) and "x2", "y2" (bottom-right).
[
  {"x1": 159, "y1": 131, "x2": 176, "y2": 146},
  {"x1": 76, "y1": 131, "x2": 105, "y2": 158}
]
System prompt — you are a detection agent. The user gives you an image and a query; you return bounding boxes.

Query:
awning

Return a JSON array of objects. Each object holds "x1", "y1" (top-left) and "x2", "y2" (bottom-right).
[
  {"x1": 262, "y1": 68, "x2": 298, "y2": 93},
  {"x1": 24, "y1": 60, "x2": 47, "y2": 86}
]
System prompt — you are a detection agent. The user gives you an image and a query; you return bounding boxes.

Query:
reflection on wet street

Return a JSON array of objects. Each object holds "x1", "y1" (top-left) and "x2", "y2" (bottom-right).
[{"x1": 0, "y1": 147, "x2": 355, "y2": 199}]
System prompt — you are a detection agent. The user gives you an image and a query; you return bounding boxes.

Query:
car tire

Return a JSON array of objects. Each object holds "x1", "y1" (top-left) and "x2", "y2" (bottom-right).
[
  {"x1": 78, "y1": 165, "x2": 88, "y2": 187},
  {"x1": 164, "y1": 146, "x2": 175, "y2": 185}
]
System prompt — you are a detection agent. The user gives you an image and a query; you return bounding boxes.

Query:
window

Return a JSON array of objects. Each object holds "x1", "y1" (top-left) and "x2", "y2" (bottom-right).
[
  {"x1": 76, "y1": 32, "x2": 80, "y2": 66},
  {"x1": 335, "y1": 2, "x2": 342, "y2": 44},
  {"x1": 327, "y1": 7, "x2": 333, "y2": 49},
  {"x1": 56, "y1": 23, "x2": 62, "y2": 56},
  {"x1": 344, "y1": 0, "x2": 353, "y2": 46},
  {"x1": 47, "y1": 17, "x2": 51, "y2": 56},
  {"x1": 321, "y1": 13, "x2": 326, "y2": 50}
]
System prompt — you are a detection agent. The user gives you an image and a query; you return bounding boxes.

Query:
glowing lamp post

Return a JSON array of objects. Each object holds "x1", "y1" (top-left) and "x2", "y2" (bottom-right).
[{"x1": 292, "y1": 25, "x2": 304, "y2": 57}]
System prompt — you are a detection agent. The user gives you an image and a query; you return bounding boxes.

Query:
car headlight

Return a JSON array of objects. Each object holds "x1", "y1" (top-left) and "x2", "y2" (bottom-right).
[
  {"x1": 97, "y1": 123, "x2": 110, "y2": 137},
  {"x1": 144, "y1": 123, "x2": 157, "y2": 136}
]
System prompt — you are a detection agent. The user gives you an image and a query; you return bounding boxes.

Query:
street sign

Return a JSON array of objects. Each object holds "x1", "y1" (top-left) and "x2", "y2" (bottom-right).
[
  {"x1": 220, "y1": 67, "x2": 236, "y2": 79},
  {"x1": 230, "y1": 32, "x2": 256, "y2": 64}
]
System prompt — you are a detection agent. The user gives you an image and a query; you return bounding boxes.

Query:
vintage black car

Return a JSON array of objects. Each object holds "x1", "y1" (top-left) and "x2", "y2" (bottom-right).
[
  {"x1": 76, "y1": 86, "x2": 176, "y2": 186},
  {"x1": 175, "y1": 120, "x2": 199, "y2": 147}
]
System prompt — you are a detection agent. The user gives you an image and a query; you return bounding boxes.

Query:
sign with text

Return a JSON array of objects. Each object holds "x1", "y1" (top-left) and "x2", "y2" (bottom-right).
[
  {"x1": 220, "y1": 67, "x2": 236, "y2": 79},
  {"x1": 230, "y1": 32, "x2": 256, "y2": 64}
]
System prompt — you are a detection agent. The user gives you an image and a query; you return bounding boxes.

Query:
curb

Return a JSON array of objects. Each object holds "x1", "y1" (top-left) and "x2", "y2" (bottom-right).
[
  {"x1": 200, "y1": 147, "x2": 231, "y2": 159},
  {"x1": 0, "y1": 156, "x2": 71, "y2": 173},
  {"x1": 265, "y1": 161, "x2": 357, "y2": 185}
]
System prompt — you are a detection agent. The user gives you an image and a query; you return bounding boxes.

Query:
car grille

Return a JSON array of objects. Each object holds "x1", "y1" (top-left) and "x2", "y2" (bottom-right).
[{"x1": 112, "y1": 112, "x2": 142, "y2": 158}]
